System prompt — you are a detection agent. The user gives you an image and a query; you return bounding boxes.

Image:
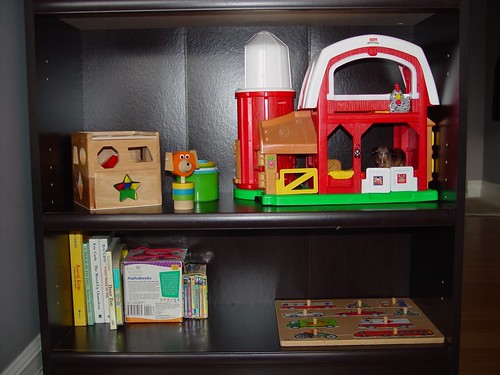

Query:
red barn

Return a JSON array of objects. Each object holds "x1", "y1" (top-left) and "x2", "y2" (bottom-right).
[{"x1": 298, "y1": 34, "x2": 439, "y2": 194}]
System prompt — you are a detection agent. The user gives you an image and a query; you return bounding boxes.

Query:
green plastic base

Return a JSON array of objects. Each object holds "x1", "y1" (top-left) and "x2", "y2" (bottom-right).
[
  {"x1": 233, "y1": 187, "x2": 263, "y2": 201},
  {"x1": 259, "y1": 190, "x2": 439, "y2": 206},
  {"x1": 234, "y1": 187, "x2": 439, "y2": 207},
  {"x1": 438, "y1": 190, "x2": 457, "y2": 202}
]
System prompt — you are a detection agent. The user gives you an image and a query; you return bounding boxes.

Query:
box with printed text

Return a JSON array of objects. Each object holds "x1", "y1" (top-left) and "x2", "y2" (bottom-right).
[{"x1": 122, "y1": 247, "x2": 187, "y2": 323}]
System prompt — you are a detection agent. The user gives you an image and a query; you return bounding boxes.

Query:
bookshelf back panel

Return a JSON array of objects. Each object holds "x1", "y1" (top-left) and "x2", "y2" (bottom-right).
[
  {"x1": 106, "y1": 229, "x2": 416, "y2": 304},
  {"x1": 35, "y1": 12, "x2": 459, "y2": 205}
]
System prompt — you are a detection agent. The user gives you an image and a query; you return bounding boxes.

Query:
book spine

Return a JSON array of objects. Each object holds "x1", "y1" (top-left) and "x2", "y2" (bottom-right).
[
  {"x1": 105, "y1": 250, "x2": 117, "y2": 330},
  {"x1": 113, "y1": 266, "x2": 123, "y2": 326},
  {"x1": 190, "y1": 275, "x2": 196, "y2": 318},
  {"x1": 89, "y1": 237, "x2": 105, "y2": 323},
  {"x1": 99, "y1": 237, "x2": 111, "y2": 323},
  {"x1": 112, "y1": 243, "x2": 125, "y2": 326},
  {"x1": 82, "y1": 241, "x2": 95, "y2": 325},
  {"x1": 202, "y1": 277, "x2": 208, "y2": 318},
  {"x1": 186, "y1": 275, "x2": 192, "y2": 318},
  {"x1": 183, "y1": 275, "x2": 187, "y2": 318},
  {"x1": 69, "y1": 232, "x2": 87, "y2": 326},
  {"x1": 195, "y1": 275, "x2": 200, "y2": 319},
  {"x1": 197, "y1": 275, "x2": 203, "y2": 319}
]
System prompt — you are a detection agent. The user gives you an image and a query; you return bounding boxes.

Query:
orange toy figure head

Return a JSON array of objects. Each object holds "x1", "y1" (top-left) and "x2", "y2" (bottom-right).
[{"x1": 165, "y1": 150, "x2": 199, "y2": 177}]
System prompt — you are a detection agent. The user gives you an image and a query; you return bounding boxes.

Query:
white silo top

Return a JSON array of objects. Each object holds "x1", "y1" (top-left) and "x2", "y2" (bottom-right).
[{"x1": 241, "y1": 31, "x2": 293, "y2": 91}]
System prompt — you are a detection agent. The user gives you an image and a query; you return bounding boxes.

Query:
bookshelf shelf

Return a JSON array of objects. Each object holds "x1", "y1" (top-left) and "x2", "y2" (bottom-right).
[
  {"x1": 33, "y1": 0, "x2": 460, "y2": 14},
  {"x1": 42, "y1": 194, "x2": 458, "y2": 231},
  {"x1": 26, "y1": 0, "x2": 467, "y2": 373},
  {"x1": 51, "y1": 303, "x2": 451, "y2": 374}
]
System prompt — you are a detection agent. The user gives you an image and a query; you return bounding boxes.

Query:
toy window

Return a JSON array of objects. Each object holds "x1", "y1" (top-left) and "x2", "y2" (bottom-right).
[
  {"x1": 333, "y1": 59, "x2": 407, "y2": 95},
  {"x1": 327, "y1": 126, "x2": 352, "y2": 171}
]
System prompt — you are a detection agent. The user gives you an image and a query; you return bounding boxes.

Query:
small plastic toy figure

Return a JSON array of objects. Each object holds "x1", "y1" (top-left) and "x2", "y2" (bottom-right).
[
  {"x1": 165, "y1": 150, "x2": 199, "y2": 210},
  {"x1": 371, "y1": 146, "x2": 406, "y2": 168},
  {"x1": 389, "y1": 83, "x2": 411, "y2": 112}
]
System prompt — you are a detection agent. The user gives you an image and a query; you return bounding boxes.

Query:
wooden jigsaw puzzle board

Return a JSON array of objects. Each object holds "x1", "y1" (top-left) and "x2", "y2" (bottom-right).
[{"x1": 275, "y1": 298, "x2": 444, "y2": 347}]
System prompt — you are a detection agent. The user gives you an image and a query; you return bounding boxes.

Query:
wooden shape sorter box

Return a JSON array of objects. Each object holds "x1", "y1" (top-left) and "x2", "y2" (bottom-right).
[
  {"x1": 71, "y1": 131, "x2": 162, "y2": 210},
  {"x1": 275, "y1": 298, "x2": 444, "y2": 347}
]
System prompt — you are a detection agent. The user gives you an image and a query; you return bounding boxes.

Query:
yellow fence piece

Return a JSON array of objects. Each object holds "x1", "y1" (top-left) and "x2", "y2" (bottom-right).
[{"x1": 276, "y1": 168, "x2": 318, "y2": 195}]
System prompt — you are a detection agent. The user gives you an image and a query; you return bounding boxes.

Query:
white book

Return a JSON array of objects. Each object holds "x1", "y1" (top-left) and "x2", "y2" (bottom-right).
[
  {"x1": 97, "y1": 235, "x2": 112, "y2": 323},
  {"x1": 105, "y1": 237, "x2": 120, "y2": 330},
  {"x1": 82, "y1": 241, "x2": 95, "y2": 325},
  {"x1": 88, "y1": 236, "x2": 105, "y2": 323}
]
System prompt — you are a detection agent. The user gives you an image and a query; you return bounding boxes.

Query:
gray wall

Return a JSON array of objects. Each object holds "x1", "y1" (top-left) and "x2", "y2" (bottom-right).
[
  {"x1": 466, "y1": 0, "x2": 487, "y2": 182},
  {"x1": 0, "y1": 0, "x2": 40, "y2": 372},
  {"x1": 483, "y1": 0, "x2": 500, "y2": 185},
  {"x1": 466, "y1": 0, "x2": 500, "y2": 186}
]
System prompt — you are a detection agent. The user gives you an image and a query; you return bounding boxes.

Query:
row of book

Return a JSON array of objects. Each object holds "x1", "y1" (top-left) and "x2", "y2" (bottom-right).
[
  {"x1": 69, "y1": 232, "x2": 127, "y2": 329},
  {"x1": 68, "y1": 233, "x2": 209, "y2": 329},
  {"x1": 184, "y1": 264, "x2": 208, "y2": 319}
]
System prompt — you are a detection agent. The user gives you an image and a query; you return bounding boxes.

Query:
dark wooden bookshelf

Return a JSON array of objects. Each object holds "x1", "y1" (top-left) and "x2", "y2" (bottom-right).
[{"x1": 25, "y1": 0, "x2": 468, "y2": 374}]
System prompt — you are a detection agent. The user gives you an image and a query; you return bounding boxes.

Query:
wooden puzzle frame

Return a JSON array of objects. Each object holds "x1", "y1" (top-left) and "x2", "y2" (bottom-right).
[{"x1": 275, "y1": 297, "x2": 444, "y2": 347}]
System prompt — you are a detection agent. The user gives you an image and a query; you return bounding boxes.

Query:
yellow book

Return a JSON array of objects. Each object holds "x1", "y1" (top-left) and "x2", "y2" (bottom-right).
[{"x1": 69, "y1": 232, "x2": 87, "y2": 326}]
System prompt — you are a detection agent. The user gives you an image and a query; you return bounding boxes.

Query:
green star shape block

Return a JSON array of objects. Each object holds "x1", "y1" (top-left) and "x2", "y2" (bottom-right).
[{"x1": 114, "y1": 174, "x2": 141, "y2": 201}]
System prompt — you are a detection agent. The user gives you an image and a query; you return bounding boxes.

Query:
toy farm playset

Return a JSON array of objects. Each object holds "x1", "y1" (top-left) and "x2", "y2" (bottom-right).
[
  {"x1": 233, "y1": 32, "x2": 440, "y2": 206},
  {"x1": 275, "y1": 297, "x2": 444, "y2": 347}
]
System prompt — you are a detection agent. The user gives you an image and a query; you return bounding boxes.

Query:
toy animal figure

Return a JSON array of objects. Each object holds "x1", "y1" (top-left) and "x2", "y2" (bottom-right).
[
  {"x1": 372, "y1": 146, "x2": 406, "y2": 168},
  {"x1": 389, "y1": 83, "x2": 411, "y2": 112},
  {"x1": 165, "y1": 150, "x2": 199, "y2": 211},
  {"x1": 165, "y1": 150, "x2": 199, "y2": 182}
]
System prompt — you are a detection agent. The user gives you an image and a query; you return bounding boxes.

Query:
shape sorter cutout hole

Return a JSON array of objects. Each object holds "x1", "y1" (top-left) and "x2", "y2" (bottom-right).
[
  {"x1": 79, "y1": 147, "x2": 87, "y2": 166},
  {"x1": 73, "y1": 146, "x2": 87, "y2": 165},
  {"x1": 72, "y1": 146, "x2": 78, "y2": 165},
  {"x1": 97, "y1": 147, "x2": 119, "y2": 169},
  {"x1": 128, "y1": 146, "x2": 153, "y2": 163},
  {"x1": 77, "y1": 172, "x2": 83, "y2": 200}
]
